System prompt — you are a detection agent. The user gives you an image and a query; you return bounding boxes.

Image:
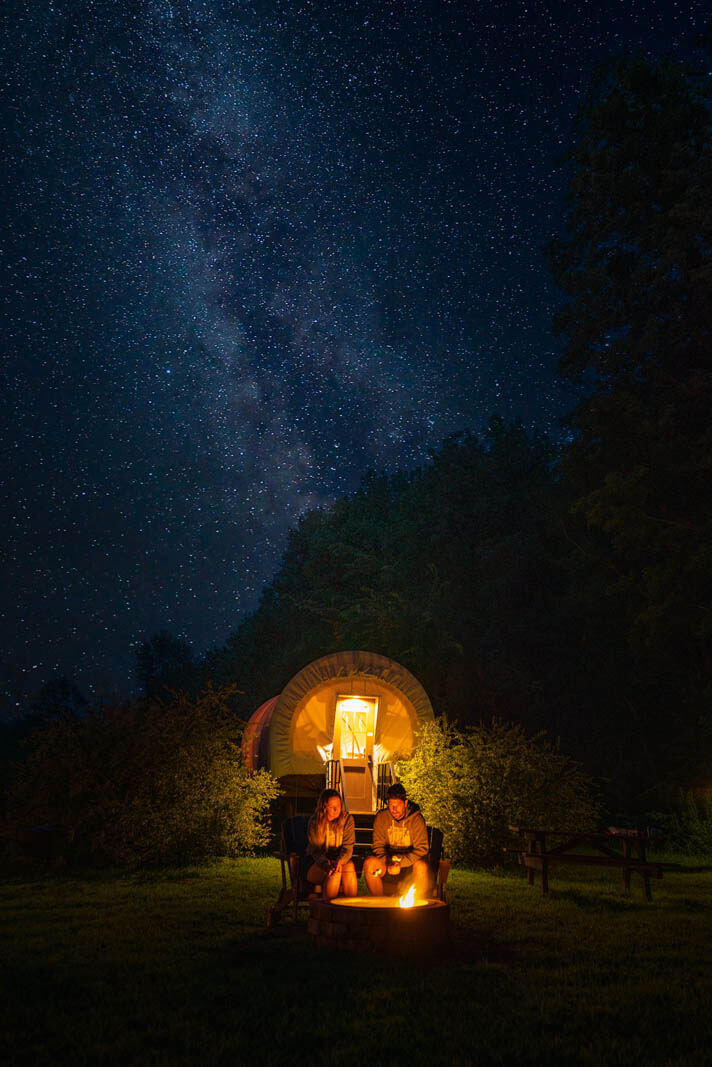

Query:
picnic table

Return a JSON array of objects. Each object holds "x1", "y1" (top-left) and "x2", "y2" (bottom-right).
[{"x1": 509, "y1": 826, "x2": 664, "y2": 901}]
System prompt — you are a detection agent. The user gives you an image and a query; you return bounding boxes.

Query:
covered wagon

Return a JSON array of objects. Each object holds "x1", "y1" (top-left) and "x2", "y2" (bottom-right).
[{"x1": 243, "y1": 650, "x2": 434, "y2": 813}]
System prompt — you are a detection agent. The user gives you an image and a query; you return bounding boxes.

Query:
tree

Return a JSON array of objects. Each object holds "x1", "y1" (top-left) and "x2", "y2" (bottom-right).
[
  {"x1": 25, "y1": 676, "x2": 87, "y2": 719},
  {"x1": 550, "y1": 56, "x2": 712, "y2": 788},
  {"x1": 135, "y1": 631, "x2": 200, "y2": 700}
]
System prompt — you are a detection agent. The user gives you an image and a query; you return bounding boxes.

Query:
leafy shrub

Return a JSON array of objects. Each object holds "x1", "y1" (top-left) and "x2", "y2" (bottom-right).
[
  {"x1": 397, "y1": 718, "x2": 599, "y2": 865},
  {"x1": 7, "y1": 686, "x2": 279, "y2": 866},
  {"x1": 648, "y1": 791, "x2": 712, "y2": 857}
]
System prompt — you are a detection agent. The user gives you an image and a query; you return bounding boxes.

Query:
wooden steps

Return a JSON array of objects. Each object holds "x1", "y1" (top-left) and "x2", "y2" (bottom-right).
[{"x1": 351, "y1": 812, "x2": 376, "y2": 871}]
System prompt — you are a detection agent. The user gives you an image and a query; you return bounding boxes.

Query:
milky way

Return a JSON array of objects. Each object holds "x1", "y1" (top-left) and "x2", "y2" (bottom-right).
[{"x1": 2, "y1": 0, "x2": 705, "y2": 706}]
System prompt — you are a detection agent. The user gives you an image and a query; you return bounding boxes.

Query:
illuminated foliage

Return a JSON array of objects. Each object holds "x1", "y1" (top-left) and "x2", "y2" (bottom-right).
[
  {"x1": 8, "y1": 686, "x2": 279, "y2": 866},
  {"x1": 397, "y1": 718, "x2": 598, "y2": 865}
]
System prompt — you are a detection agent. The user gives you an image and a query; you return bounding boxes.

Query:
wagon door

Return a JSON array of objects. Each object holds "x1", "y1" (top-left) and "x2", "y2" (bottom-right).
[{"x1": 332, "y1": 695, "x2": 378, "y2": 812}]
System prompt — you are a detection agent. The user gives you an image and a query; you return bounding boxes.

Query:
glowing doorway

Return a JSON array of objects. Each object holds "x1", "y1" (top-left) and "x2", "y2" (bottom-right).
[{"x1": 333, "y1": 695, "x2": 378, "y2": 811}]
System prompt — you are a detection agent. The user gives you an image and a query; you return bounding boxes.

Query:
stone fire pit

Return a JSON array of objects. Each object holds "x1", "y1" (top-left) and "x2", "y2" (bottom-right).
[{"x1": 308, "y1": 896, "x2": 450, "y2": 953}]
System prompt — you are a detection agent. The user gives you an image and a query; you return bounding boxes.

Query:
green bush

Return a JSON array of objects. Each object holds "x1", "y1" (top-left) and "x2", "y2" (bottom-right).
[
  {"x1": 397, "y1": 718, "x2": 599, "y2": 865},
  {"x1": 7, "y1": 686, "x2": 280, "y2": 866},
  {"x1": 649, "y1": 791, "x2": 712, "y2": 857}
]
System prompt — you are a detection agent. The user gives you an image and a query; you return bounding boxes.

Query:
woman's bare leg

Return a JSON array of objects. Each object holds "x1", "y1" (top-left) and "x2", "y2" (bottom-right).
[
  {"x1": 341, "y1": 861, "x2": 357, "y2": 897},
  {"x1": 323, "y1": 869, "x2": 342, "y2": 899}
]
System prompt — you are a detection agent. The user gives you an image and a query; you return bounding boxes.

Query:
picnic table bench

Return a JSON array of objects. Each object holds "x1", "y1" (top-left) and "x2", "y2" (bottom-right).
[{"x1": 509, "y1": 826, "x2": 665, "y2": 901}]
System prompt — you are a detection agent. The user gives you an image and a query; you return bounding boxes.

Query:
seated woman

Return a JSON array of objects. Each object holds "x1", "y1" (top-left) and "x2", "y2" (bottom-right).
[{"x1": 306, "y1": 789, "x2": 357, "y2": 900}]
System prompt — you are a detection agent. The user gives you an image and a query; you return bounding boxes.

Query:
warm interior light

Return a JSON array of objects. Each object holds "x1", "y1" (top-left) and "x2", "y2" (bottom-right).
[
  {"x1": 335, "y1": 695, "x2": 378, "y2": 760},
  {"x1": 316, "y1": 742, "x2": 334, "y2": 763},
  {"x1": 399, "y1": 884, "x2": 416, "y2": 909},
  {"x1": 337, "y1": 697, "x2": 372, "y2": 715}
]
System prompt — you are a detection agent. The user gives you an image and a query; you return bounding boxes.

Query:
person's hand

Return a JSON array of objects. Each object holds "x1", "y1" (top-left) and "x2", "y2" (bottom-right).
[
  {"x1": 329, "y1": 862, "x2": 342, "y2": 876},
  {"x1": 387, "y1": 864, "x2": 400, "y2": 876}
]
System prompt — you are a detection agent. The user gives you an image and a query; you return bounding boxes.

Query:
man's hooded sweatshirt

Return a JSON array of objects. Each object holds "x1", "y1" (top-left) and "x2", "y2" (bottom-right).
[{"x1": 371, "y1": 800, "x2": 428, "y2": 868}]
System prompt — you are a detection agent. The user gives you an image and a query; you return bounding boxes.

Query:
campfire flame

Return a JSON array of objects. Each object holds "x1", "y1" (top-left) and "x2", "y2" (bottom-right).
[{"x1": 399, "y1": 884, "x2": 416, "y2": 909}]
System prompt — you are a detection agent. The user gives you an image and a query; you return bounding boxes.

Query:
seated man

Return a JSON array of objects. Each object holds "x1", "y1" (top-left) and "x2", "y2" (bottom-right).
[{"x1": 363, "y1": 783, "x2": 430, "y2": 898}]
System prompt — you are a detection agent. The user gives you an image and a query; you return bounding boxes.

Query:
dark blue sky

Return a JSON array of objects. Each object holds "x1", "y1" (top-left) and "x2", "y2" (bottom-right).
[{"x1": 2, "y1": 0, "x2": 707, "y2": 710}]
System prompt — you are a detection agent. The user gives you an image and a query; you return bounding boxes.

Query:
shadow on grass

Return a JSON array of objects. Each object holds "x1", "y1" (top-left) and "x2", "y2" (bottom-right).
[{"x1": 228, "y1": 915, "x2": 512, "y2": 974}]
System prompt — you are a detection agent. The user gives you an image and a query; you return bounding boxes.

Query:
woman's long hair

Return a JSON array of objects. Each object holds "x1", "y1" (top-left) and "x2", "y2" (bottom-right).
[{"x1": 313, "y1": 788, "x2": 347, "y2": 833}]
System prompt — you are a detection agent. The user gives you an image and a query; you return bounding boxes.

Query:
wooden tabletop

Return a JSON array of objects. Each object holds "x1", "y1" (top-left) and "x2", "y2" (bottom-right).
[{"x1": 509, "y1": 827, "x2": 644, "y2": 839}]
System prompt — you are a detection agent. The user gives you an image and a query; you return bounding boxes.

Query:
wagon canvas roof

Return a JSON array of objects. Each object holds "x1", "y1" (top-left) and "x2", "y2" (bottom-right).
[{"x1": 245, "y1": 650, "x2": 433, "y2": 778}]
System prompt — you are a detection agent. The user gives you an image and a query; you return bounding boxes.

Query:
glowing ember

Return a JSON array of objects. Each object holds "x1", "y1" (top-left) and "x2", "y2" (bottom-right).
[
  {"x1": 330, "y1": 896, "x2": 430, "y2": 909},
  {"x1": 399, "y1": 884, "x2": 416, "y2": 909}
]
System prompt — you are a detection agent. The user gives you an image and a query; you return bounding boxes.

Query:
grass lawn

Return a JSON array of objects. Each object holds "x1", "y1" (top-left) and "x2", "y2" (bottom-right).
[{"x1": 2, "y1": 855, "x2": 711, "y2": 1066}]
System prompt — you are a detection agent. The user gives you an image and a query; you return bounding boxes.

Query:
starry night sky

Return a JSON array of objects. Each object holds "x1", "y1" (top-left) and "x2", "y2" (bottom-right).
[{"x1": 2, "y1": 1, "x2": 705, "y2": 709}]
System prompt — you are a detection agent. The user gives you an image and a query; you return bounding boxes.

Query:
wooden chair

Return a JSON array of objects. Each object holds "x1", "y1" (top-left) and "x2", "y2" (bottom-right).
[
  {"x1": 267, "y1": 815, "x2": 313, "y2": 926},
  {"x1": 427, "y1": 826, "x2": 450, "y2": 901}
]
